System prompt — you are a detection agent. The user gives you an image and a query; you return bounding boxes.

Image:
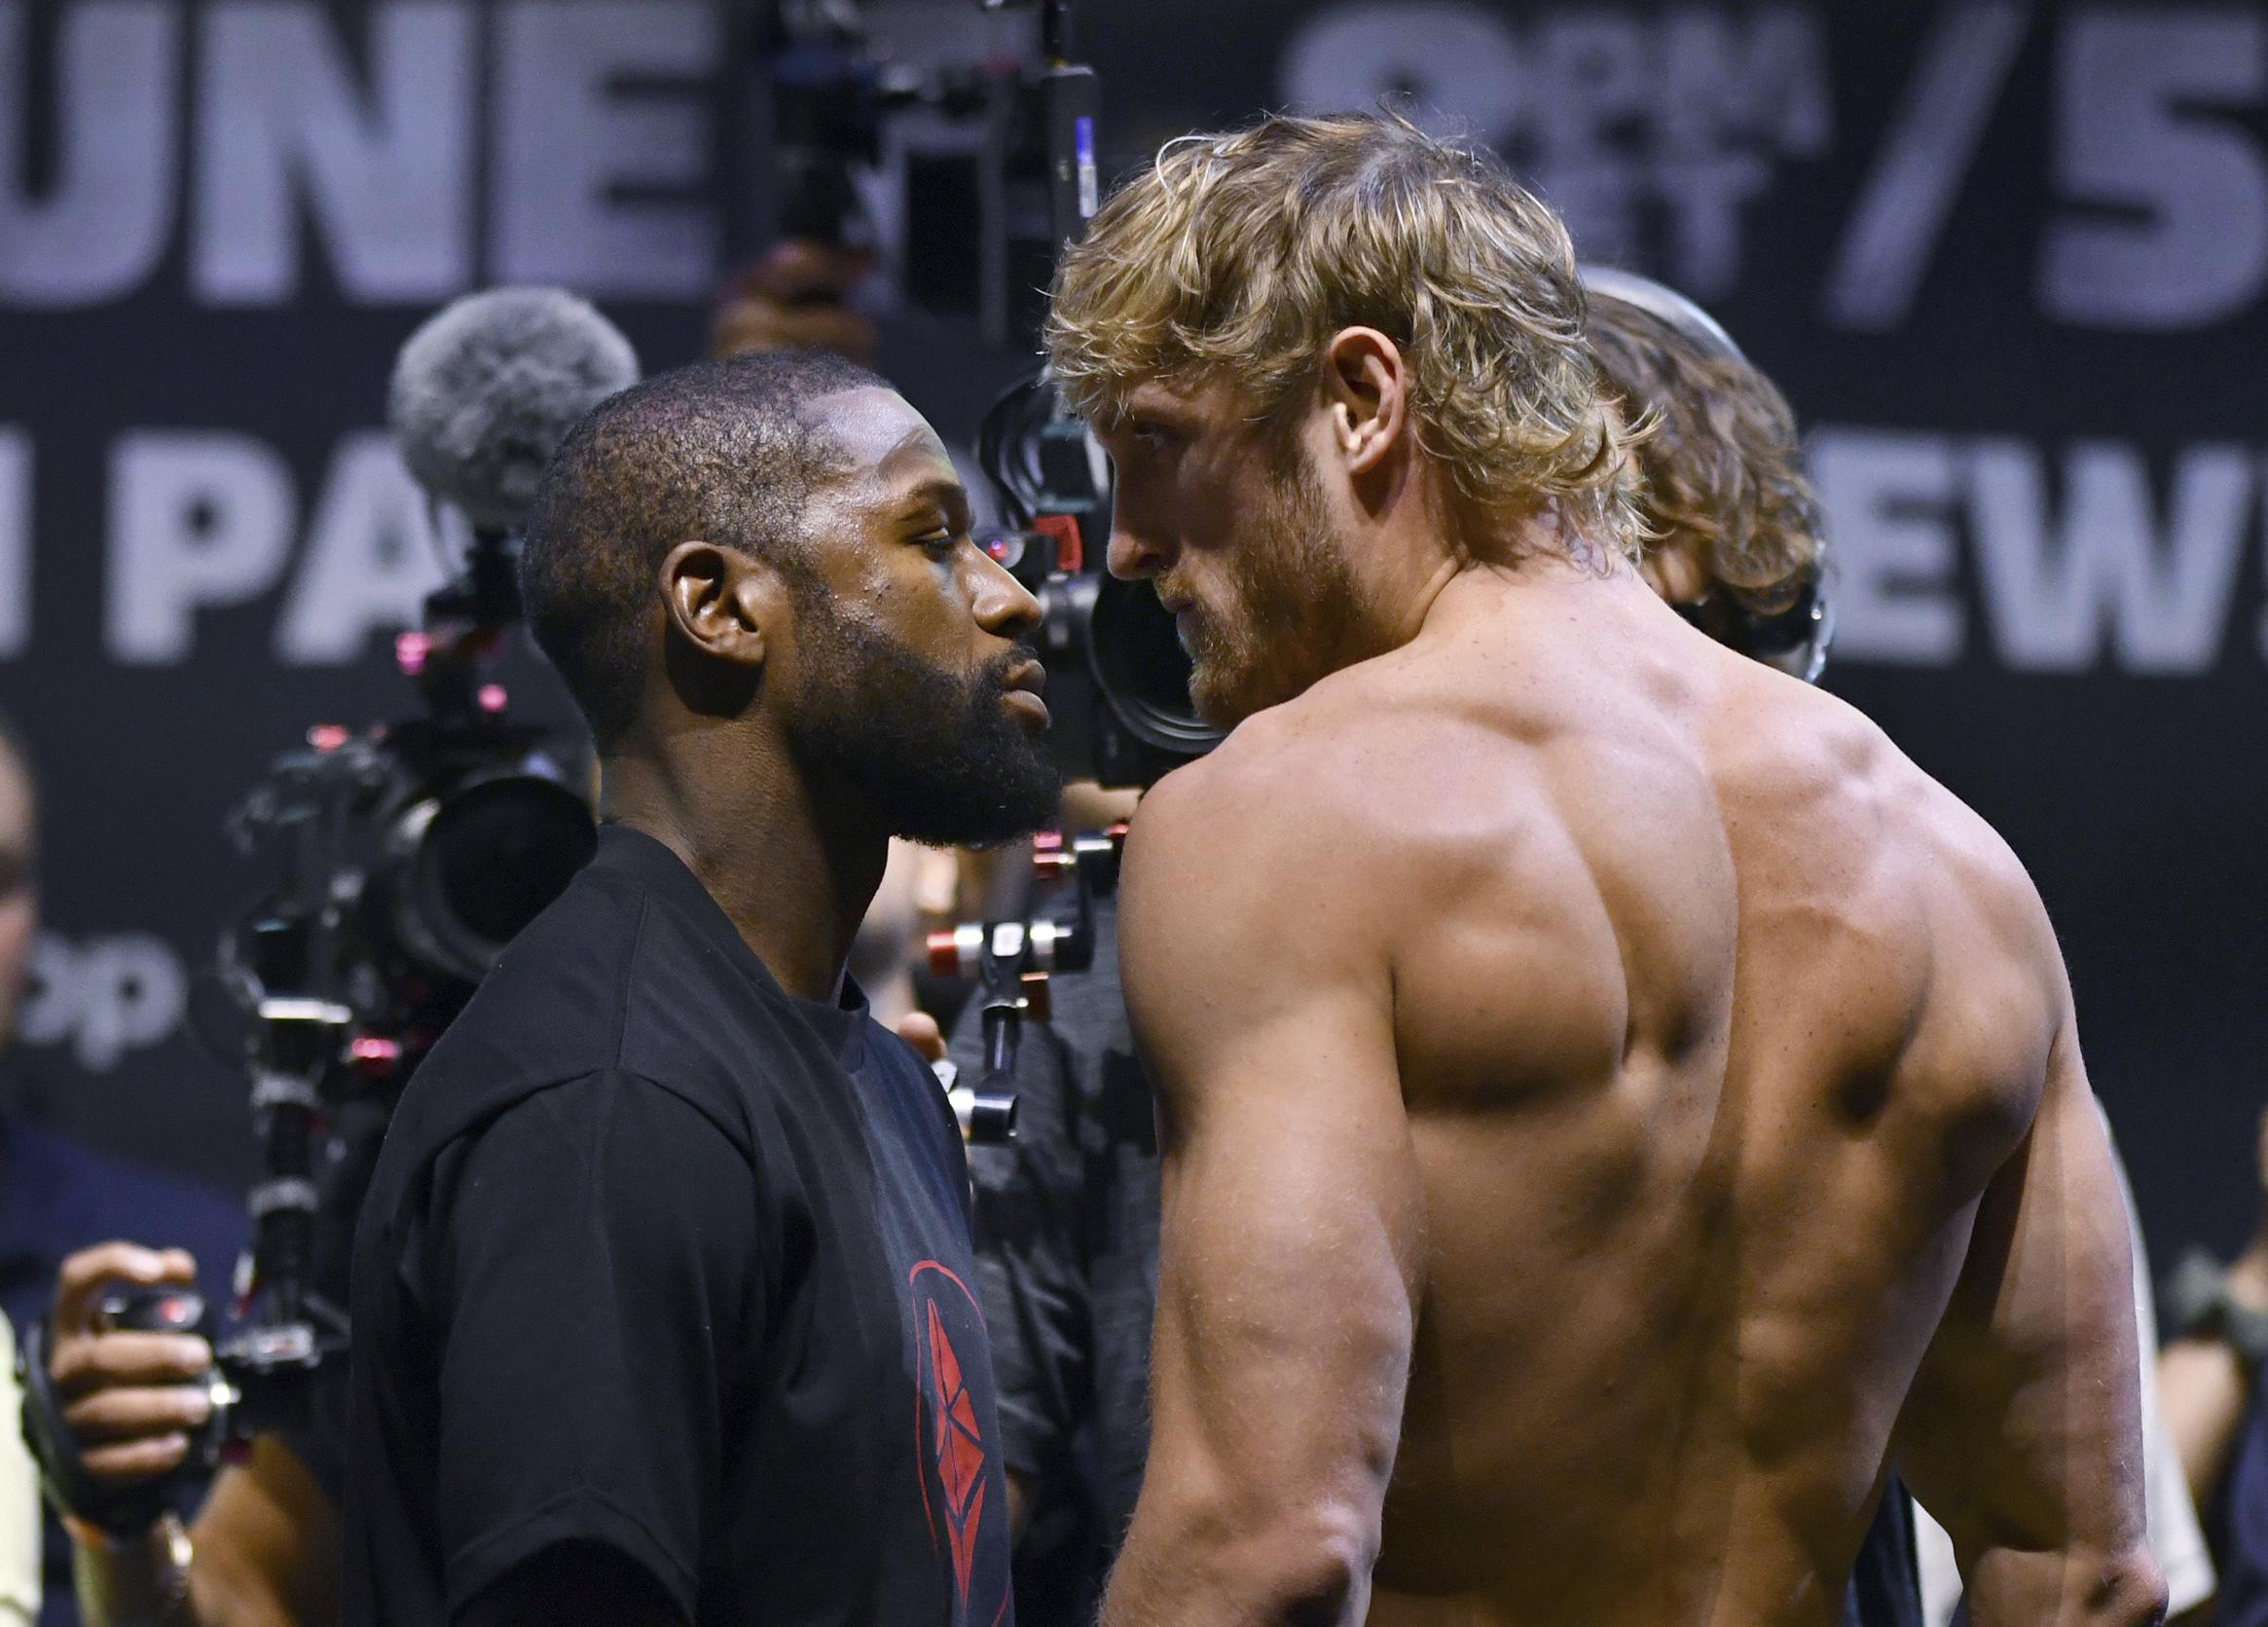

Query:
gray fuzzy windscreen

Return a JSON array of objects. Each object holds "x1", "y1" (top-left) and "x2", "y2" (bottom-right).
[{"x1": 388, "y1": 286, "x2": 641, "y2": 535}]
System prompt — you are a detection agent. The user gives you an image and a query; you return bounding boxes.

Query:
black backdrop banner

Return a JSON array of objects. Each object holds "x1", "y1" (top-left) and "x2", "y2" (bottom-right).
[{"x1": 2, "y1": 0, "x2": 2262, "y2": 1271}]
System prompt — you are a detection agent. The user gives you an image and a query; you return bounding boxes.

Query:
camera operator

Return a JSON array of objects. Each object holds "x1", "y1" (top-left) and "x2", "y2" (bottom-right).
[
  {"x1": 0, "y1": 709, "x2": 266, "y2": 1627},
  {"x1": 2156, "y1": 1107, "x2": 2268, "y2": 1622},
  {"x1": 2161, "y1": 1108, "x2": 2268, "y2": 1515},
  {"x1": 0, "y1": 1326, "x2": 32, "y2": 1626},
  {"x1": 31, "y1": 1122, "x2": 379, "y2": 1627},
  {"x1": 0, "y1": 710, "x2": 43, "y2": 1624}
]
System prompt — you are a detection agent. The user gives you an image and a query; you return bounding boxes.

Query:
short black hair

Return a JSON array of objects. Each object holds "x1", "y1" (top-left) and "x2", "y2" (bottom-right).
[{"x1": 520, "y1": 348, "x2": 890, "y2": 748}]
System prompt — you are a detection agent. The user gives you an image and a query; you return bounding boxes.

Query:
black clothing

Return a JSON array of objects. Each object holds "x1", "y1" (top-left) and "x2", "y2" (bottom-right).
[
  {"x1": 956, "y1": 894, "x2": 1152, "y2": 1624},
  {"x1": 959, "y1": 892, "x2": 1923, "y2": 1627},
  {"x1": 278, "y1": 1093, "x2": 388, "y2": 1512},
  {"x1": 1844, "y1": 1479, "x2": 1922, "y2": 1627},
  {"x1": 347, "y1": 826, "x2": 1012, "y2": 1627},
  {"x1": 2214, "y1": 1389, "x2": 2268, "y2": 1623}
]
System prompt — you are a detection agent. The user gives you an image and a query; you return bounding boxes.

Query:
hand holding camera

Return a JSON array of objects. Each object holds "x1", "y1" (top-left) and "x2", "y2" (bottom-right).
[{"x1": 21, "y1": 1243, "x2": 213, "y2": 1536}]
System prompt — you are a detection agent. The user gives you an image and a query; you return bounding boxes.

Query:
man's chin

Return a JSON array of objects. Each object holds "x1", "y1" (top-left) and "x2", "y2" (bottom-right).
[
  {"x1": 1189, "y1": 658, "x2": 1294, "y2": 730},
  {"x1": 888, "y1": 745, "x2": 1062, "y2": 848}
]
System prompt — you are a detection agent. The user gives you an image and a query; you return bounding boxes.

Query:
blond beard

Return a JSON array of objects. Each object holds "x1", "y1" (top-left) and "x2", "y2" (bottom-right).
[{"x1": 1180, "y1": 457, "x2": 1363, "y2": 728}]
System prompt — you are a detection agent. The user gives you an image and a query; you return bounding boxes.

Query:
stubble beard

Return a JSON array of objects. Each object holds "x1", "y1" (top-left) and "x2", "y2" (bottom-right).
[{"x1": 1179, "y1": 457, "x2": 1365, "y2": 729}]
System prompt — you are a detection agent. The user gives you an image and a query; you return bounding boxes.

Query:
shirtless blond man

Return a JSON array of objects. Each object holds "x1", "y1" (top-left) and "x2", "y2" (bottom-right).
[{"x1": 1046, "y1": 111, "x2": 2165, "y2": 1627}]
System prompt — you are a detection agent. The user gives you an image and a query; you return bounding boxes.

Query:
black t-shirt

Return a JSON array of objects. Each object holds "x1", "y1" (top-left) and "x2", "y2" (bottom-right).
[{"x1": 345, "y1": 826, "x2": 1013, "y2": 1627}]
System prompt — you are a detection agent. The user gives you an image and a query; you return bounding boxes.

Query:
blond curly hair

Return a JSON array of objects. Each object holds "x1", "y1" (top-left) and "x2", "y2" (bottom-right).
[{"x1": 1044, "y1": 110, "x2": 1645, "y2": 562}]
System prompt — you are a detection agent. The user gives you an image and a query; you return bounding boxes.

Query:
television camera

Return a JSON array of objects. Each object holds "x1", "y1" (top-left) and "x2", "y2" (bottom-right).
[{"x1": 20, "y1": 288, "x2": 633, "y2": 1508}]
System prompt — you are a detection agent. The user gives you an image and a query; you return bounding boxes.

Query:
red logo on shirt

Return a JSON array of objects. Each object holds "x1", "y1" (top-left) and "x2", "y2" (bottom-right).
[
  {"x1": 908, "y1": 1261, "x2": 1005, "y2": 1625},
  {"x1": 927, "y1": 1297, "x2": 987, "y2": 1600}
]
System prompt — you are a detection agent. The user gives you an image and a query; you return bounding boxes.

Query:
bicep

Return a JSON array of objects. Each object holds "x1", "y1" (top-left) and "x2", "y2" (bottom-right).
[{"x1": 1118, "y1": 783, "x2": 1423, "y2": 1536}]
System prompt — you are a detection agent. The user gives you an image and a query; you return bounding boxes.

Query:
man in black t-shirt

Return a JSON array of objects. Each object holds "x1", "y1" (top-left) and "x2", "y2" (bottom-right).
[{"x1": 345, "y1": 350, "x2": 1059, "y2": 1627}]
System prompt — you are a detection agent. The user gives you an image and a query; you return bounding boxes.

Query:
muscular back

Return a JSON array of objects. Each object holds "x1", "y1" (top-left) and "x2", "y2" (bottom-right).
[{"x1": 1114, "y1": 564, "x2": 2151, "y2": 1627}]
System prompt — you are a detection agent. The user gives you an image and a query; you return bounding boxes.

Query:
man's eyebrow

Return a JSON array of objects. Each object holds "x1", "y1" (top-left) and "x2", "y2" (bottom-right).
[
  {"x1": 1117, "y1": 393, "x2": 1200, "y2": 435},
  {"x1": 895, "y1": 475, "x2": 970, "y2": 517}
]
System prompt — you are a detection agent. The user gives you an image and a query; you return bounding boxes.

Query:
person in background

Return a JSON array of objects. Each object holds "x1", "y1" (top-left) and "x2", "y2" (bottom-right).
[
  {"x1": 2161, "y1": 1108, "x2": 2268, "y2": 1621},
  {"x1": 710, "y1": 240, "x2": 877, "y2": 367},
  {"x1": 0, "y1": 724, "x2": 40, "y2": 1622},
  {"x1": 0, "y1": 1317, "x2": 40, "y2": 1625},
  {"x1": 0, "y1": 710, "x2": 254, "y2": 1627},
  {"x1": 2162, "y1": 1109, "x2": 2268, "y2": 1516}
]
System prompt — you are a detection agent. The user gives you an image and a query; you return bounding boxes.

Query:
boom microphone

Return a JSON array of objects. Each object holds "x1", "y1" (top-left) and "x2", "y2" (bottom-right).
[{"x1": 388, "y1": 286, "x2": 640, "y2": 536}]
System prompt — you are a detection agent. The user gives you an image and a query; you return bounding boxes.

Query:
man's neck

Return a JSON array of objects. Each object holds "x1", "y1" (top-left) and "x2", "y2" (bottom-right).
[
  {"x1": 1418, "y1": 537, "x2": 1652, "y2": 642},
  {"x1": 1353, "y1": 485, "x2": 1584, "y2": 658},
  {"x1": 600, "y1": 728, "x2": 889, "y2": 1004}
]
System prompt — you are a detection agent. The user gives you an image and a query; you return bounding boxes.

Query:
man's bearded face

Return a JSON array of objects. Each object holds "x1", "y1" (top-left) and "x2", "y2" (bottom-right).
[
  {"x1": 1162, "y1": 447, "x2": 1366, "y2": 730},
  {"x1": 785, "y1": 579, "x2": 1061, "y2": 847}
]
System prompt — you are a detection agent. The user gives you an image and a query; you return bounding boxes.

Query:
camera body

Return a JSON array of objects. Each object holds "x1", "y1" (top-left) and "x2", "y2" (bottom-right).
[
  {"x1": 758, "y1": 0, "x2": 1097, "y2": 346},
  {"x1": 1041, "y1": 565, "x2": 1225, "y2": 793},
  {"x1": 226, "y1": 707, "x2": 595, "y2": 1064},
  {"x1": 193, "y1": 542, "x2": 598, "y2": 1461}
]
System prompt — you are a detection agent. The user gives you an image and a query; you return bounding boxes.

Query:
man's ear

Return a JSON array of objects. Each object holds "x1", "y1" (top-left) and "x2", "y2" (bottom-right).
[
  {"x1": 1322, "y1": 326, "x2": 1409, "y2": 477},
  {"x1": 659, "y1": 539, "x2": 782, "y2": 669}
]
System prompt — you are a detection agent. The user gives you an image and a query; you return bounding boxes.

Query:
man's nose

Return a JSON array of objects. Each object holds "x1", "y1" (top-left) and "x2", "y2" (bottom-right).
[
  {"x1": 1108, "y1": 524, "x2": 1168, "y2": 581},
  {"x1": 970, "y1": 550, "x2": 1043, "y2": 642}
]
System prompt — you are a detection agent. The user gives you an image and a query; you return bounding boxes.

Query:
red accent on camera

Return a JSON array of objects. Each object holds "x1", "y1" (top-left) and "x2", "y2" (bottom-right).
[
  {"x1": 350, "y1": 1035, "x2": 404, "y2": 1074},
  {"x1": 1033, "y1": 512, "x2": 1083, "y2": 573}
]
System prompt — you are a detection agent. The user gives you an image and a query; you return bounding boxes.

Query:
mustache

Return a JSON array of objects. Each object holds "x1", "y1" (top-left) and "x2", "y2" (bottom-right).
[{"x1": 975, "y1": 647, "x2": 1038, "y2": 696}]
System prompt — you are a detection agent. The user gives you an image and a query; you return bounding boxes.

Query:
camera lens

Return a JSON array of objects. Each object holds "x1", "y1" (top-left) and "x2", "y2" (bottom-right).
[
  {"x1": 980, "y1": 530, "x2": 1028, "y2": 572},
  {"x1": 425, "y1": 778, "x2": 595, "y2": 945},
  {"x1": 382, "y1": 773, "x2": 597, "y2": 985},
  {"x1": 1086, "y1": 577, "x2": 1223, "y2": 758}
]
